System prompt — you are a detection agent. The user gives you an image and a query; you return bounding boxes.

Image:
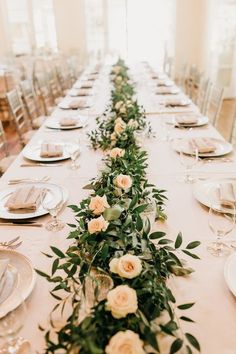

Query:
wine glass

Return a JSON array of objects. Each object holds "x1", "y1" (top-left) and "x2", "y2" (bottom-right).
[
  {"x1": 179, "y1": 148, "x2": 198, "y2": 183},
  {"x1": 40, "y1": 184, "x2": 65, "y2": 232},
  {"x1": 207, "y1": 202, "x2": 235, "y2": 257},
  {"x1": 161, "y1": 117, "x2": 174, "y2": 142},
  {"x1": 65, "y1": 140, "x2": 81, "y2": 170},
  {"x1": 0, "y1": 298, "x2": 31, "y2": 354}
]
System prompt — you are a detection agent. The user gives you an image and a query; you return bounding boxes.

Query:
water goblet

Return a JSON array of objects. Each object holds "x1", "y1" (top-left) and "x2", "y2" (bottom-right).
[
  {"x1": 65, "y1": 140, "x2": 81, "y2": 170},
  {"x1": 207, "y1": 202, "x2": 235, "y2": 257},
  {"x1": 40, "y1": 184, "x2": 65, "y2": 232},
  {"x1": 0, "y1": 298, "x2": 31, "y2": 354},
  {"x1": 179, "y1": 148, "x2": 198, "y2": 183}
]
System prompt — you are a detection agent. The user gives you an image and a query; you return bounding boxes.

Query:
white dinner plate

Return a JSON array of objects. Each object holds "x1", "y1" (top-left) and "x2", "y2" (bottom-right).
[
  {"x1": 23, "y1": 142, "x2": 73, "y2": 162},
  {"x1": 0, "y1": 183, "x2": 68, "y2": 220},
  {"x1": 166, "y1": 98, "x2": 191, "y2": 107},
  {"x1": 156, "y1": 79, "x2": 174, "y2": 87},
  {"x1": 171, "y1": 115, "x2": 209, "y2": 127},
  {"x1": 68, "y1": 89, "x2": 92, "y2": 97},
  {"x1": 192, "y1": 178, "x2": 236, "y2": 213},
  {"x1": 156, "y1": 86, "x2": 180, "y2": 95},
  {"x1": 172, "y1": 137, "x2": 232, "y2": 157},
  {"x1": 224, "y1": 253, "x2": 236, "y2": 296},
  {"x1": 0, "y1": 249, "x2": 36, "y2": 318},
  {"x1": 45, "y1": 116, "x2": 87, "y2": 130},
  {"x1": 58, "y1": 99, "x2": 91, "y2": 110}
]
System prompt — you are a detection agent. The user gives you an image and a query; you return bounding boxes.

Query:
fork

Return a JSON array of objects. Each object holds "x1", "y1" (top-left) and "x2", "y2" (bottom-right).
[
  {"x1": 0, "y1": 236, "x2": 22, "y2": 249},
  {"x1": 8, "y1": 176, "x2": 50, "y2": 185}
]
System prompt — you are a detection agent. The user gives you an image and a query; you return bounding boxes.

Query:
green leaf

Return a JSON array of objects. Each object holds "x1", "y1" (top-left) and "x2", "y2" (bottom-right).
[
  {"x1": 186, "y1": 241, "x2": 201, "y2": 249},
  {"x1": 185, "y1": 333, "x2": 201, "y2": 351},
  {"x1": 180, "y1": 316, "x2": 195, "y2": 323},
  {"x1": 175, "y1": 232, "x2": 182, "y2": 248},
  {"x1": 149, "y1": 231, "x2": 166, "y2": 239},
  {"x1": 50, "y1": 246, "x2": 65, "y2": 259},
  {"x1": 35, "y1": 269, "x2": 49, "y2": 279},
  {"x1": 103, "y1": 205, "x2": 123, "y2": 221},
  {"x1": 178, "y1": 303, "x2": 195, "y2": 310},
  {"x1": 133, "y1": 204, "x2": 148, "y2": 214},
  {"x1": 182, "y1": 250, "x2": 200, "y2": 259},
  {"x1": 136, "y1": 214, "x2": 143, "y2": 231},
  {"x1": 52, "y1": 258, "x2": 59, "y2": 275},
  {"x1": 170, "y1": 338, "x2": 183, "y2": 354}
]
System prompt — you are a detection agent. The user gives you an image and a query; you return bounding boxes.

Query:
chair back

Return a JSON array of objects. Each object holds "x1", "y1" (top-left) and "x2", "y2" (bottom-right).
[
  {"x1": 206, "y1": 85, "x2": 224, "y2": 126},
  {"x1": 0, "y1": 121, "x2": 8, "y2": 157},
  {"x1": 196, "y1": 77, "x2": 211, "y2": 114},
  {"x1": 6, "y1": 88, "x2": 31, "y2": 145},
  {"x1": 20, "y1": 79, "x2": 40, "y2": 123},
  {"x1": 34, "y1": 74, "x2": 53, "y2": 115}
]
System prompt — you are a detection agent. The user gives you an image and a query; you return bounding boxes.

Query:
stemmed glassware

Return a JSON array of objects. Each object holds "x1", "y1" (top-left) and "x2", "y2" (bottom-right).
[
  {"x1": 40, "y1": 184, "x2": 65, "y2": 232},
  {"x1": 0, "y1": 297, "x2": 31, "y2": 354},
  {"x1": 179, "y1": 148, "x2": 198, "y2": 183},
  {"x1": 207, "y1": 202, "x2": 235, "y2": 257},
  {"x1": 65, "y1": 140, "x2": 81, "y2": 170}
]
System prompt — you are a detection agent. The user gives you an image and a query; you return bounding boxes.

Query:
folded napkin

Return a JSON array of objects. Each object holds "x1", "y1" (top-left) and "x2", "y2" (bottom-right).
[
  {"x1": 218, "y1": 183, "x2": 236, "y2": 207},
  {"x1": 77, "y1": 89, "x2": 91, "y2": 97},
  {"x1": 59, "y1": 117, "x2": 78, "y2": 126},
  {"x1": 80, "y1": 82, "x2": 93, "y2": 89},
  {"x1": 156, "y1": 79, "x2": 173, "y2": 87},
  {"x1": 176, "y1": 116, "x2": 198, "y2": 125},
  {"x1": 156, "y1": 86, "x2": 179, "y2": 94},
  {"x1": 5, "y1": 186, "x2": 46, "y2": 211},
  {"x1": 189, "y1": 138, "x2": 216, "y2": 153},
  {"x1": 40, "y1": 143, "x2": 63, "y2": 157},
  {"x1": 87, "y1": 74, "x2": 98, "y2": 81},
  {"x1": 69, "y1": 99, "x2": 87, "y2": 109},
  {"x1": 0, "y1": 260, "x2": 18, "y2": 305},
  {"x1": 166, "y1": 98, "x2": 190, "y2": 107}
]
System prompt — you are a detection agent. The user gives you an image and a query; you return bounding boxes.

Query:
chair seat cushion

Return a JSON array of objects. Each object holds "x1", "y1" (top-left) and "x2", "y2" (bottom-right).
[
  {"x1": 32, "y1": 115, "x2": 47, "y2": 129},
  {"x1": 22, "y1": 130, "x2": 35, "y2": 145},
  {"x1": 0, "y1": 155, "x2": 17, "y2": 174}
]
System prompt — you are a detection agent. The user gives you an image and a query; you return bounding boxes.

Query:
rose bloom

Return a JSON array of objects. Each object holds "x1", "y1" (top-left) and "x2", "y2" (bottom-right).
[
  {"x1": 110, "y1": 132, "x2": 117, "y2": 141},
  {"x1": 112, "y1": 66, "x2": 121, "y2": 75},
  {"x1": 114, "y1": 174, "x2": 132, "y2": 191},
  {"x1": 88, "y1": 195, "x2": 110, "y2": 215},
  {"x1": 115, "y1": 117, "x2": 125, "y2": 125},
  {"x1": 115, "y1": 101, "x2": 123, "y2": 110},
  {"x1": 109, "y1": 254, "x2": 142, "y2": 279},
  {"x1": 105, "y1": 330, "x2": 145, "y2": 354},
  {"x1": 128, "y1": 119, "x2": 139, "y2": 129},
  {"x1": 87, "y1": 215, "x2": 109, "y2": 234},
  {"x1": 115, "y1": 76, "x2": 123, "y2": 84},
  {"x1": 114, "y1": 121, "x2": 126, "y2": 135},
  {"x1": 106, "y1": 285, "x2": 138, "y2": 319},
  {"x1": 119, "y1": 106, "x2": 126, "y2": 114},
  {"x1": 109, "y1": 148, "x2": 125, "y2": 159}
]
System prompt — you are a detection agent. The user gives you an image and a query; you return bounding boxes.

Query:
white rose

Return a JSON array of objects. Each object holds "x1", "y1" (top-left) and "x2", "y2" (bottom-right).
[
  {"x1": 114, "y1": 117, "x2": 125, "y2": 125},
  {"x1": 114, "y1": 174, "x2": 132, "y2": 191},
  {"x1": 115, "y1": 76, "x2": 123, "y2": 84},
  {"x1": 105, "y1": 330, "x2": 145, "y2": 354},
  {"x1": 120, "y1": 106, "x2": 126, "y2": 114},
  {"x1": 110, "y1": 132, "x2": 117, "y2": 141},
  {"x1": 106, "y1": 285, "x2": 138, "y2": 319},
  {"x1": 87, "y1": 215, "x2": 109, "y2": 234},
  {"x1": 115, "y1": 101, "x2": 123, "y2": 110},
  {"x1": 112, "y1": 66, "x2": 121, "y2": 75},
  {"x1": 109, "y1": 254, "x2": 142, "y2": 279},
  {"x1": 128, "y1": 119, "x2": 139, "y2": 129},
  {"x1": 89, "y1": 195, "x2": 110, "y2": 215},
  {"x1": 114, "y1": 121, "x2": 126, "y2": 135},
  {"x1": 109, "y1": 148, "x2": 125, "y2": 159}
]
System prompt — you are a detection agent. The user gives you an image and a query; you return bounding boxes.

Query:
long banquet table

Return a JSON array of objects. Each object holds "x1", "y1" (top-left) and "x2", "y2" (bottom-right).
[{"x1": 0, "y1": 64, "x2": 236, "y2": 354}]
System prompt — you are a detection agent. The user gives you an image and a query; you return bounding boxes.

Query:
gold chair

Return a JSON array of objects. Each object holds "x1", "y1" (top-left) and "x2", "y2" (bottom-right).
[
  {"x1": 196, "y1": 77, "x2": 211, "y2": 115},
  {"x1": 34, "y1": 74, "x2": 55, "y2": 116},
  {"x1": 6, "y1": 88, "x2": 35, "y2": 146},
  {"x1": 0, "y1": 120, "x2": 17, "y2": 175},
  {"x1": 206, "y1": 85, "x2": 224, "y2": 126},
  {"x1": 20, "y1": 79, "x2": 46, "y2": 129}
]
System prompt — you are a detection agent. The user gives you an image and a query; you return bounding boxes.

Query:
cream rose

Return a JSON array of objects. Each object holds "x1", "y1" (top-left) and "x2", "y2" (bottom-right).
[
  {"x1": 87, "y1": 215, "x2": 109, "y2": 234},
  {"x1": 115, "y1": 101, "x2": 123, "y2": 110},
  {"x1": 115, "y1": 76, "x2": 123, "y2": 84},
  {"x1": 112, "y1": 66, "x2": 121, "y2": 75},
  {"x1": 109, "y1": 148, "x2": 125, "y2": 159},
  {"x1": 120, "y1": 106, "x2": 126, "y2": 114},
  {"x1": 106, "y1": 285, "x2": 138, "y2": 319},
  {"x1": 114, "y1": 117, "x2": 125, "y2": 125},
  {"x1": 114, "y1": 121, "x2": 126, "y2": 135},
  {"x1": 105, "y1": 330, "x2": 145, "y2": 354},
  {"x1": 114, "y1": 174, "x2": 132, "y2": 191},
  {"x1": 109, "y1": 254, "x2": 142, "y2": 279},
  {"x1": 88, "y1": 195, "x2": 110, "y2": 215},
  {"x1": 128, "y1": 119, "x2": 139, "y2": 129},
  {"x1": 110, "y1": 132, "x2": 117, "y2": 141}
]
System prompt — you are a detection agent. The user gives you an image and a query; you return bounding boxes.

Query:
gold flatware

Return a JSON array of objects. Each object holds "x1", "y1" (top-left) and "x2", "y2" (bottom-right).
[
  {"x1": 0, "y1": 222, "x2": 43, "y2": 227},
  {"x1": 0, "y1": 236, "x2": 20, "y2": 247},
  {"x1": 20, "y1": 163, "x2": 63, "y2": 167},
  {"x1": 8, "y1": 176, "x2": 50, "y2": 185}
]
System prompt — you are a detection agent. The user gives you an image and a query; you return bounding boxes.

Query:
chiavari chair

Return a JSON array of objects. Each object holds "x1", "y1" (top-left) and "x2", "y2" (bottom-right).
[
  {"x1": 0, "y1": 120, "x2": 17, "y2": 175},
  {"x1": 47, "y1": 70, "x2": 64, "y2": 105},
  {"x1": 196, "y1": 77, "x2": 211, "y2": 115},
  {"x1": 229, "y1": 109, "x2": 236, "y2": 146},
  {"x1": 6, "y1": 88, "x2": 35, "y2": 146},
  {"x1": 206, "y1": 84, "x2": 224, "y2": 126},
  {"x1": 20, "y1": 79, "x2": 47, "y2": 129},
  {"x1": 34, "y1": 74, "x2": 55, "y2": 116}
]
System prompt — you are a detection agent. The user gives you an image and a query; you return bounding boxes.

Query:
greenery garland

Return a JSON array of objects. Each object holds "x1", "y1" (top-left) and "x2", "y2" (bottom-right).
[{"x1": 38, "y1": 59, "x2": 201, "y2": 354}]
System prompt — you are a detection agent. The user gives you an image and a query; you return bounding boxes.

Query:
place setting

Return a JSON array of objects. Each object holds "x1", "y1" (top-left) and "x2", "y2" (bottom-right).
[
  {"x1": 57, "y1": 97, "x2": 92, "y2": 110},
  {"x1": 166, "y1": 113, "x2": 209, "y2": 129},
  {"x1": 68, "y1": 88, "x2": 93, "y2": 97},
  {"x1": 45, "y1": 114, "x2": 88, "y2": 130}
]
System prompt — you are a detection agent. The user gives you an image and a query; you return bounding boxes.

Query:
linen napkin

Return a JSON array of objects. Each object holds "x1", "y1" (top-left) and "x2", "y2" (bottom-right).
[
  {"x1": 59, "y1": 117, "x2": 78, "y2": 127},
  {"x1": 80, "y1": 82, "x2": 93, "y2": 89},
  {"x1": 5, "y1": 186, "x2": 46, "y2": 211},
  {"x1": 69, "y1": 99, "x2": 87, "y2": 109},
  {"x1": 40, "y1": 143, "x2": 63, "y2": 157},
  {"x1": 218, "y1": 183, "x2": 236, "y2": 207},
  {"x1": 156, "y1": 86, "x2": 180, "y2": 95},
  {"x1": 166, "y1": 98, "x2": 190, "y2": 107},
  {"x1": 0, "y1": 260, "x2": 18, "y2": 305},
  {"x1": 176, "y1": 116, "x2": 198, "y2": 125},
  {"x1": 76, "y1": 89, "x2": 91, "y2": 97},
  {"x1": 189, "y1": 138, "x2": 217, "y2": 153},
  {"x1": 156, "y1": 79, "x2": 173, "y2": 87},
  {"x1": 0, "y1": 259, "x2": 9, "y2": 285}
]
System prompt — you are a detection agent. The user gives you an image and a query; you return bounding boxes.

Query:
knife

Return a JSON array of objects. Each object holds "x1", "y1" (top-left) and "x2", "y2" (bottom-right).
[
  {"x1": 0, "y1": 222, "x2": 43, "y2": 227},
  {"x1": 20, "y1": 163, "x2": 63, "y2": 167}
]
